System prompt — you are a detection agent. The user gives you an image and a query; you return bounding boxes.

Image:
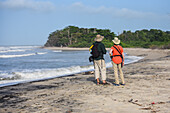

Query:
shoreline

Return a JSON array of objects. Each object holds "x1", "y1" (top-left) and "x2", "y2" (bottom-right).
[
  {"x1": 0, "y1": 48, "x2": 170, "y2": 113},
  {"x1": 42, "y1": 46, "x2": 111, "y2": 51},
  {"x1": 42, "y1": 46, "x2": 170, "y2": 51},
  {"x1": 0, "y1": 47, "x2": 142, "y2": 88},
  {"x1": 42, "y1": 47, "x2": 90, "y2": 51}
]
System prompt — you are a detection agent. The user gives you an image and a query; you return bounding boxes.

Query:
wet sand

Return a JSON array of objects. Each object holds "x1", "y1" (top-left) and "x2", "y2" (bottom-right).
[{"x1": 0, "y1": 48, "x2": 170, "y2": 113}]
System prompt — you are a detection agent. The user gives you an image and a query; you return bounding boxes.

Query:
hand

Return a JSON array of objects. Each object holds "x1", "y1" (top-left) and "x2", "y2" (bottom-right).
[{"x1": 110, "y1": 56, "x2": 113, "y2": 59}]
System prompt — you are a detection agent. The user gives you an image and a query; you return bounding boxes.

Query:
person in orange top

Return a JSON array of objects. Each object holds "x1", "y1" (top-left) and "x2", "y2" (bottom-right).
[{"x1": 109, "y1": 37, "x2": 125, "y2": 86}]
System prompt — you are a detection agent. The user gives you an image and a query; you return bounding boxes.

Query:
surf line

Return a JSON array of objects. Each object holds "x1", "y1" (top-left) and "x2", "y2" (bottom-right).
[{"x1": 0, "y1": 52, "x2": 47, "y2": 58}]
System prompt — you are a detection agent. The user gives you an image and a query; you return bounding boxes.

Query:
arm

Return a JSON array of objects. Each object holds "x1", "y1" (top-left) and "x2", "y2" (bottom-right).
[
  {"x1": 122, "y1": 52, "x2": 125, "y2": 66},
  {"x1": 121, "y1": 46, "x2": 124, "y2": 61},
  {"x1": 109, "y1": 49, "x2": 113, "y2": 56},
  {"x1": 122, "y1": 52, "x2": 124, "y2": 61}
]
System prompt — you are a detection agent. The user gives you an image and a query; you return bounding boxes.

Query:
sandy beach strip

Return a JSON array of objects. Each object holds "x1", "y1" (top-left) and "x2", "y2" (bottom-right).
[
  {"x1": 0, "y1": 48, "x2": 170, "y2": 113},
  {"x1": 42, "y1": 47, "x2": 90, "y2": 51},
  {"x1": 42, "y1": 47, "x2": 111, "y2": 51}
]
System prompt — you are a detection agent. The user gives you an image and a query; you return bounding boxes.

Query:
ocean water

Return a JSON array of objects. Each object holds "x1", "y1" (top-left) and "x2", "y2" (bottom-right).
[{"x1": 0, "y1": 46, "x2": 143, "y2": 87}]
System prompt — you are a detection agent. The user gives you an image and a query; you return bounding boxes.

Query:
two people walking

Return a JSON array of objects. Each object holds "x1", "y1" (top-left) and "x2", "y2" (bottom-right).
[{"x1": 90, "y1": 34, "x2": 125, "y2": 86}]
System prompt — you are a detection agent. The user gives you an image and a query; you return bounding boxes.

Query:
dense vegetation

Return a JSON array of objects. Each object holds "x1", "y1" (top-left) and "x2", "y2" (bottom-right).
[
  {"x1": 119, "y1": 29, "x2": 170, "y2": 49},
  {"x1": 44, "y1": 26, "x2": 170, "y2": 49}
]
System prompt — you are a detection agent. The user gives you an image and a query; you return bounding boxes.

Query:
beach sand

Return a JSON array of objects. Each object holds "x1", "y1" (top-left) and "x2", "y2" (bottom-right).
[
  {"x1": 42, "y1": 47, "x2": 90, "y2": 51},
  {"x1": 0, "y1": 48, "x2": 170, "y2": 113}
]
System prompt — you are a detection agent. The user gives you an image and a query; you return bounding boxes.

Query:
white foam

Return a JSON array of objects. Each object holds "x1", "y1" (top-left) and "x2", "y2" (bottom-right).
[
  {"x1": 9, "y1": 46, "x2": 40, "y2": 49},
  {"x1": 0, "y1": 49, "x2": 30, "y2": 53},
  {"x1": 105, "y1": 55, "x2": 143, "y2": 68},
  {"x1": 0, "y1": 65, "x2": 94, "y2": 87},
  {"x1": 0, "y1": 62, "x2": 113, "y2": 87},
  {"x1": 37, "y1": 52, "x2": 47, "y2": 55},
  {"x1": 0, "y1": 46, "x2": 40, "y2": 53},
  {"x1": 125, "y1": 56, "x2": 143, "y2": 64},
  {"x1": 0, "y1": 54, "x2": 143, "y2": 87},
  {"x1": 0, "y1": 52, "x2": 47, "y2": 58},
  {"x1": 0, "y1": 53, "x2": 35, "y2": 58},
  {"x1": 16, "y1": 65, "x2": 94, "y2": 80},
  {"x1": 53, "y1": 50, "x2": 62, "y2": 52}
]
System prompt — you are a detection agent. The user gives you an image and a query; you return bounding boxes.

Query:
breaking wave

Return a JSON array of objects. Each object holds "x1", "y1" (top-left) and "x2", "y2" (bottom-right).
[
  {"x1": 0, "y1": 46, "x2": 39, "y2": 53},
  {"x1": 0, "y1": 55, "x2": 143, "y2": 87},
  {"x1": 0, "y1": 65, "x2": 94, "y2": 87},
  {"x1": 0, "y1": 46, "x2": 144, "y2": 87},
  {"x1": 53, "y1": 50, "x2": 62, "y2": 52},
  {"x1": 0, "y1": 52, "x2": 47, "y2": 58}
]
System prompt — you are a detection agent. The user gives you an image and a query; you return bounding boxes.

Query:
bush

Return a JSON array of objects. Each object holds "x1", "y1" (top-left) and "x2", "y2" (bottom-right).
[
  {"x1": 160, "y1": 44, "x2": 170, "y2": 49},
  {"x1": 120, "y1": 42, "x2": 132, "y2": 48}
]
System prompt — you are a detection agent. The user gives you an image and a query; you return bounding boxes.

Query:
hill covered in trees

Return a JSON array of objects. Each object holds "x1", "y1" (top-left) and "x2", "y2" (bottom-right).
[{"x1": 44, "y1": 26, "x2": 170, "y2": 49}]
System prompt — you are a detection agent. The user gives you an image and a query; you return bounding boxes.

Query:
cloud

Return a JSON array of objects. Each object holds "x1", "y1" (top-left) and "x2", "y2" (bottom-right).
[
  {"x1": 70, "y1": 2, "x2": 170, "y2": 20},
  {"x1": 0, "y1": 0, "x2": 55, "y2": 12},
  {"x1": 70, "y1": 2, "x2": 104, "y2": 14}
]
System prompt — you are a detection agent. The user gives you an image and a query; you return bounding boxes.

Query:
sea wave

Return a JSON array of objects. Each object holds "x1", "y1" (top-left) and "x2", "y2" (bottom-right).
[
  {"x1": 0, "y1": 65, "x2": 95, "y2": 87},
  {"x1": 0, "y1": 61, "x2": 113, "y2": 87},
  {"x1": 125, "y1": 56, "x2": 143, "y2": 64},
  {"x1": 0, "y1": 49, "x2": 30, "y2": 53},
  {"x1": 8, "y1": 46, "x2": 40, "y2": 49},
  {"x1": 53, "y1": 50, "x2": 62, "y2": 52},
  {"x1": 14, "y1": 66, "x2": 94, "y2": 80},
  {"x1": 0, "y1": 46, "x2": 40, "y2": 53},
  {"x1": 0, "y1": 53, "x2": 143, "y2": 87},
  {"x1": 0, "y1": 52, "x2": 47, "y2": 58}
]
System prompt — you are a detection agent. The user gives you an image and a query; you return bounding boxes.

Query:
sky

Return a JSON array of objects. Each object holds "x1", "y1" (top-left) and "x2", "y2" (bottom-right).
[{"x1": 0, "y1": 0, "x2": 170, "y2": 45}]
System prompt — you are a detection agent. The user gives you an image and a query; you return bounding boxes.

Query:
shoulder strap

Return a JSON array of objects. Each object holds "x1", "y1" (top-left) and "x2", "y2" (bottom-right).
[
  {"x1": 117, "y1": 46, "x2": 122, "y2": 53},
  {"x1": 112, "y1": 45, "x2": 122, "y2": 55}
]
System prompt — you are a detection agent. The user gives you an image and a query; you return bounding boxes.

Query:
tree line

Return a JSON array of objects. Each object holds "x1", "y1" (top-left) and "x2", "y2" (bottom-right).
[{"x1": 44, "y1": 26, "x2": 170, "y2": 49}]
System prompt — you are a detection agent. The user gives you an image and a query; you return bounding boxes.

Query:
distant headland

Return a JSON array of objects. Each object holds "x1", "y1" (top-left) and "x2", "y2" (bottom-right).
[{"x1": 44, "y1": 26, "x2": 170, "y2": 49}]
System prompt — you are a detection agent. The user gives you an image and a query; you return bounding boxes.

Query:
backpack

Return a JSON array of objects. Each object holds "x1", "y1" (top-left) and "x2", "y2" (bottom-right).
[{"x1": 91, "y1": 43, "x2": 100, "y2": 58}]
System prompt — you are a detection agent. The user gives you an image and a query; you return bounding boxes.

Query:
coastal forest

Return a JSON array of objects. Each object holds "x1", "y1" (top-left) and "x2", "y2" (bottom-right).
[{"x1": 44, "y1": 26, "x2": 170, "y2": 49}]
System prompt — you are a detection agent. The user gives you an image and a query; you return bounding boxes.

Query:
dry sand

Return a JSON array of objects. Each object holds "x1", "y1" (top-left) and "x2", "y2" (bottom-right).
[
  {"x1": 42, "y1": 47, "x2": 90, "y2": 51},
  {"x1": 0, "y1": 48, "x2": 170, "y2": 113},
  {"x1": 42, "y1": 47, "x2": 110, "y2": 51}
]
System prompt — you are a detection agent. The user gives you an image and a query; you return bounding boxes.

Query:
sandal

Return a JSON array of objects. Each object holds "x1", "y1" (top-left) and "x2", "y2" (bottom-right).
[
  {"x1": 113, "y1": 83, "x2": 120, "y2": 86},
  {"x1": 120, "y1": 83, "x2": 125, "y2": 86},
  {"x1": 96, "y1": 80, "x2": 100, "y2": 85},
  {"x1": 102, "y1": 82, "x2": 109, "y2": 85}
]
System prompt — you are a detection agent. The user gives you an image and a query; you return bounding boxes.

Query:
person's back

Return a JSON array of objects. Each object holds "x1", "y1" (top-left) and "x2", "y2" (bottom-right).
[
  {"x1": 111, "y1": 44, "x2": 123, "y2": 64},
  {"x1": 93, "y1": 41, "x2": 106, "y2": 60}
]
